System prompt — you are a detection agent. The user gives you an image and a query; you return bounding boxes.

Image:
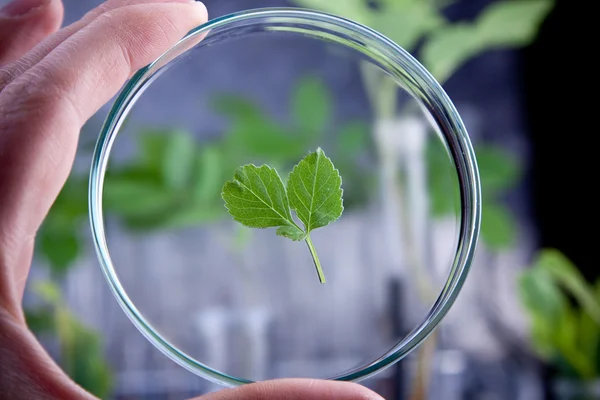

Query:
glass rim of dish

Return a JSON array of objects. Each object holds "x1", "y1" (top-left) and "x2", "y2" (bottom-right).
[{"x1": 88, "y1": 7, "x2": 482, "y2": 387}]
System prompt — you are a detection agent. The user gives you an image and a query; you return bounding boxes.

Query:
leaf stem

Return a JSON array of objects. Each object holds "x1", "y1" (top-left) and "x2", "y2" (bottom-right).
[{"x1": 304, "y1": 234, "x2": 326, "y2": 284}]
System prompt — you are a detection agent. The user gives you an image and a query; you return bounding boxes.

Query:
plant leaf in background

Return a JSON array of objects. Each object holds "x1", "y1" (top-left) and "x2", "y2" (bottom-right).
[
  {"x1": 333, "y1": 121, "x2": 374, "y2": 209},
  {"x1": 476, "y1": 145, "x2": 521, "y2": 196},
  {"x1": 28, "y1": 282, "x2": 113, "y2": 398},
  {"x1": 426, "y1": 138, "x2": 522, "y2": 250},
  {"x1": 519, "y1": 249, "x2": 600, "y2": 380},
  {"x1": 215, "y1": 94, "x2": 311, "y2": 165},
  {"x1": 37, "y1": 177, "x2": 88, "y2": 277},
  {"x1": 336, "y1": 121, "x2": 369, "y2": 156},
  {"x1": 426, "y1": 139, "x2": 460, "y2": 217},
  {"x1": 214, "y1": 77, "x2": 370, "y2": 211},
  {"x1": 291, "y1": 0, "x2": 553, "y2": 84},
  {"x1": 25, "y1": 308, "x2": 55, "y2": 333},
  {"x1": 534, "y1": 249, "x2": 600, "y2": 325},
  {"x1": 104, "y1": 179, "x2": 175, "y2": 220},
  {"x1": 292, "y1": 75, "x2": 331, "y2": 137},
  {"x1": 39, "y1": 228, "x2": 80, "y2": 276},
  {"x1": 370, "y1": 0, "x2": 444, "y2": 51},
  {"x1": 194, "y1": 144, "x2": 223, "y2": 205},
  {"x1": 481, "y1": 203, "x2": 516, "y2": 250},
  {"x1": 162, "y1": 130, "x2": 197, "y2": 190},
  {"x1": 421, "y1": 0, "x2": 554, "y2": 82}
]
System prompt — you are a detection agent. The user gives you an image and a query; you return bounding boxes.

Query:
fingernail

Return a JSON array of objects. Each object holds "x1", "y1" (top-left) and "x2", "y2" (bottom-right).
[{"x1": 1, "y1": 0, "x2": 51, "y2": 17}]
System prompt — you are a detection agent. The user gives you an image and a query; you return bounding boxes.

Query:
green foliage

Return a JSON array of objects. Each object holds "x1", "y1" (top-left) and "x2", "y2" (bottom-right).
[
  {"x1": 481, "y1": 203, "x2": 517, "y2": 250},
  {"x1": 103, "y1": 131, "x2": 226, "y2": 230},
  {"x1": 291, "y1": 0, "x2": 554, "y2": 83},
  {"x1": 213, "y1": 75, "x2": 373, "y2": 209},
  {"x1": 37, "y1": 178, "x2": 88, "y2": 277},
  {"x1": 422, "y1": 0, "x2": 553, "y2": 82},
  {"x1": 291, "y1": 0, "x2": 550, "y2": 252},
  {"x1": 426, "y1": 140, "x2": 521, "y2": 249},
  {"x1": 292, "y1": 76, "x2": 332, "y2": 135},
  {"x1": 27, "y1": 282, "x2": 113, "y2": 398},
  {"x1": 519, "y1": 249, "x2": 600, "y2": 381}
]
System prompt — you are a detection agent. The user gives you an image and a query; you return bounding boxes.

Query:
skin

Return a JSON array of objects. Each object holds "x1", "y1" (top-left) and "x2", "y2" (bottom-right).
[{"x1": 0, "y1": 0, "x2": 385, "y2": 399}]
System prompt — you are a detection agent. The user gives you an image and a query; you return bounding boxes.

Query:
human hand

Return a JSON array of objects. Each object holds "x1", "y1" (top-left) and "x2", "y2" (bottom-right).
[{"x1": 0, "y1": 1, "x2": 383, "y2": 399}]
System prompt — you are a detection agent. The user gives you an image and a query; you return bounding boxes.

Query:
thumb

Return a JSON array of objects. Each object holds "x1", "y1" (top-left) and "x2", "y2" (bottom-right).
[
  {"x1": 0, "y1": 0, "x2": 63, "y2": 64},
  {"x1": 197, "y1": 379, "x2": 384, "y2": 400}
]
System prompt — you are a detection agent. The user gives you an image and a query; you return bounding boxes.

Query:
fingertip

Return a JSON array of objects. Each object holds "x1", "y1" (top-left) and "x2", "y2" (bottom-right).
[
  {"x1": 0, "y1": 0, "x2": 64, "y2": 63},
  {"x1": 28, "y1": 0, "x2": 64, "y2": 37},
  {"x1": 191, "y1": 0, "x2": 207, "y2": 20}
]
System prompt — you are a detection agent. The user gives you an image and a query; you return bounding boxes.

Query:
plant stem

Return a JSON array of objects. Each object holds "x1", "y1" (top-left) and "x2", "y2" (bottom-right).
[{"x1": 304, "y1": 235, "x2": 326, "y2": 284}]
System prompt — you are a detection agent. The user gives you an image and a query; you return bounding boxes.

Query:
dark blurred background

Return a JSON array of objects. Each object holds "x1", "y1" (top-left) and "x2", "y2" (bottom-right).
[{"x1": 12, "y1": 0, "x2": 598, "y2": 399}]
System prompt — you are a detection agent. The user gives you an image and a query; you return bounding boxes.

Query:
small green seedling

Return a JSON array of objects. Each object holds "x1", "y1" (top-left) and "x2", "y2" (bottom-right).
[{"x1": 221, "y1": 148, "x2": 343, "y2": 283}]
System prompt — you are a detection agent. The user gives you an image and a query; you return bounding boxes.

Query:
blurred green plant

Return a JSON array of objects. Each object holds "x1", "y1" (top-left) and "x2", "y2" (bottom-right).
[
  {"x1": 26, "y1": 281, "x2": 113, "y2": 398},
  {"x1": 291, "y1": 0, "x2": 553, "y2": 85},
  {"x1": 519, "y1": 249, "x2": 600, "y2": 381},
  {"x1": 290, "y1": 0, "x2": 553, "y2": 251},
  {"x1": 427, "y1": 140, "x2": 521, "y2": 249}
]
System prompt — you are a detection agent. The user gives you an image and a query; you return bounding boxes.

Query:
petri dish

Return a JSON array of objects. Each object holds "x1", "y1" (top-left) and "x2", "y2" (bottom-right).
[{"x1": 89, "y1": 7, "x2": 481, "y2": 388}]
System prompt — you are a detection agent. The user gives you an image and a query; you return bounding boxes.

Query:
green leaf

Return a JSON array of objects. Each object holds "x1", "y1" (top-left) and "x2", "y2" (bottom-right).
[
  {"x1": 578, "y1": 309, "x2": 600, "y2": 377},
  {"x1": 215, "y1": 94, "x2": 310, "y2": 164},
  {"x1": 476, "y1": 0, "x2": 554, "y2": 46},
  {"x1": 194, "y1": 145, "x2": 223, "y2": 204},
  {"x1": 276, "y1": 225, "x2": 307, "y2": 241},
  {"x1": 162, "y1": 131, "x2": 197, "y2": 190},
  {"x1": 292, "y1": 76, "x2": 331, "y2": 136},
  {"x1": 337, "y1": 121, "x2": 369, "y2": 157},
  {"x1": 422, "y1": 0, "x2": 553, "y2": 82},
  {"x1": 536, "y1": 249, "x2": 600, "y2": 325},
  {"x1": 57, "y1": 311, "x2": 113, "y2": 398},
  {"x1": 519, "y1": 267, "x2": 564, "y2": 326},
  {"x1": 104, "y1": 179, "x2": 174, "y2": 218},
  {"x1": 158, "y1": 206, "x2": 223, "y2": 229},
  {"x1": 138, "y1": 130, "x2": 172, "y2": 170},
  {"x1": 32, "y1": 281, "x2": 62, "y2": 306},
  {"x1": 477, "y1": 145, "x2": 521, "y2": 196},
  {"x1": 518, "y1": 268, "x2": 564, "y2": 358},
  {"x1": 38, "y1": 227, "x2": 80, "y2": 276},
  {"x1": 420, "y1": 23, "x2": 477, "y2": 83},
  {"x1": 221, "y1": 164, "x2": 304, "y2": 238},
  {"x1": 25, "y1": 309, "x2": 55, "y2": 333},
  {"x1": 287, "y1": 148, "x2": 344, "y2": 233},
  {"x1": 554, "y1": 301, "x2": 595, "y2": 380},
  {"x1": 426, "y1": 139, "x2": 460, "y2": 217},
  {"x1": 222, "y1": 149, "x2": 344, "y2": 283},
  {"x1": 371, "y1": 0, "x2": 444, "y2": 51},
  {"x1": 481, "y1": 202, "x2": 517, "y2": 250}
]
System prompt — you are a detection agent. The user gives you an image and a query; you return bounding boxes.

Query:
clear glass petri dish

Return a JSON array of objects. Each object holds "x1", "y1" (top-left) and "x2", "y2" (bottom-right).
[{"x1": 89, "y1": 7, "x2": 481, "y2": 387}]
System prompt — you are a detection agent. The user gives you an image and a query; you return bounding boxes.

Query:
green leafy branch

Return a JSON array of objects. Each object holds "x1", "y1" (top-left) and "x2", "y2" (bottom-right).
[
  {"x1": 222, "y1": 148, "x2": 344, "y2": 283},
  {"x1": 291, "y1": 0, "x2": 554, "y2": 84},
  {"x1": 290, "y1": 0, "x2": 553, "y2": 252},
  {"x1": 519, "y1": 249, "x2": 600, "y2": 381}
]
